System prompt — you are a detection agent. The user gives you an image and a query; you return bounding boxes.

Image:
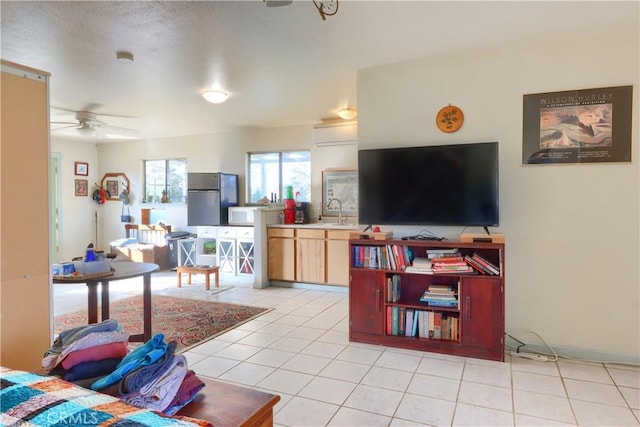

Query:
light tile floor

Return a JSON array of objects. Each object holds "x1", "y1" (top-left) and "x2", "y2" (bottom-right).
[{"x1": 54, "y1": 271, "x2": 640, "y2": 427}]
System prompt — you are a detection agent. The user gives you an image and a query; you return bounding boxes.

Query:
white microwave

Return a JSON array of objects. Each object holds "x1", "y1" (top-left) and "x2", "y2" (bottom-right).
[{"x1": 228, "y1": 206, "x2": 260, "y2": 225}]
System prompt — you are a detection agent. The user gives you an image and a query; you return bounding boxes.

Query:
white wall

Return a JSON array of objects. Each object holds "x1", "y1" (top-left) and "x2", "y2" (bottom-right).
[
  {"x1": 358, "y1": 32, "x2": 639, "y2": 361},
  {"x1": 51, "y1": 137, "x2": 99, "y2": 261},
  {"x1": 94, "y1": 125, "x2": 357, "y2": 246}
]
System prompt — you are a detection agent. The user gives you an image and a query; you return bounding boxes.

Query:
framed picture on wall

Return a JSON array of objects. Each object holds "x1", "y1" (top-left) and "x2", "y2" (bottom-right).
[
  {"x1": 106, "y1": 180, "x2": 118, "y2": 198},
  {"x1": 522, "y1": 85, "x2": 633, "y2": 164},
  {"x1": 75, "y1": 179, "x2": 88, "y2": 196},
  {"x1": 322, "y1": 169, "x2": 358, "y2": 218},
  {"x1": 75, "y1": 161, "x2": 89, "y2": 176}
]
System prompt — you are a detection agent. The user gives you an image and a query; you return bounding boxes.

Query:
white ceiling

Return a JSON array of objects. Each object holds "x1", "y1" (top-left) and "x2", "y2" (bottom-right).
[{"x1": 1, "y1": 1, "x2": 636, "y2": 141}]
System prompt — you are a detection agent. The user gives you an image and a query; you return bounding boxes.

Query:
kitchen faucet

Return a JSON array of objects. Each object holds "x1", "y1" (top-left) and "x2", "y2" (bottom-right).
[{"x1": 327, "y1": 198, "x2": 346, "y2": 225}]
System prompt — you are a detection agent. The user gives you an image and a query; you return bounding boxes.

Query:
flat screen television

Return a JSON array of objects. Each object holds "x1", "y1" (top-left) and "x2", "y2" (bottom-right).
[{"x1": 358, "y1": 142, "x2": 499, "y2": 226}]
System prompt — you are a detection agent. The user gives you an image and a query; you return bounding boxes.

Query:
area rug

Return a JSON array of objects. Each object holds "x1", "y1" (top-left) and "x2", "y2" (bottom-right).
[{"x1": 54, "y1": 295, "x2": 270, "y2": 352}]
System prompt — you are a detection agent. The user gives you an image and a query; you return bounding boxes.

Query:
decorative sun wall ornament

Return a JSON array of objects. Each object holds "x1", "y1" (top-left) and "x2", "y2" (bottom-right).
[{"x1": 436, "y1": 105, "x2": 464, "y2": 133}]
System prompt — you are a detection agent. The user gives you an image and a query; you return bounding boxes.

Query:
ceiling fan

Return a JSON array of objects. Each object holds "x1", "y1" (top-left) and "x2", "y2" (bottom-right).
[
  {"x1": 51, "y1": 109, "x2": 140, "y2": 140},
  {"x1": 263, "y1": 0, "x2": 339, "y2": 20}
]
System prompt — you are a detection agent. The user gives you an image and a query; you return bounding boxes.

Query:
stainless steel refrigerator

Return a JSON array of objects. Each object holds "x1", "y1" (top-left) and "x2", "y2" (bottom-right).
[{"x1": 187, "y1": 173, "x2": 239, "y2": 226}]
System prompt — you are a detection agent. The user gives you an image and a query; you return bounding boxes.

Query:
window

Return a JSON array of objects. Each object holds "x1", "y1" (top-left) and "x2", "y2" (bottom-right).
[
  {"x1": 144, "y1": 159, "x2": 187, "y2": 204},
  {"x1": 248, "y1": 151, "x2": 310, "y2": 203}
]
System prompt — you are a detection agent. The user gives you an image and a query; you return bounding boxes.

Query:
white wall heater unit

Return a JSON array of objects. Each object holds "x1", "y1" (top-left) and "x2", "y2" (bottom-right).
[{"x1": 312, "y1": 120, "x2": 357, "y2": 147}]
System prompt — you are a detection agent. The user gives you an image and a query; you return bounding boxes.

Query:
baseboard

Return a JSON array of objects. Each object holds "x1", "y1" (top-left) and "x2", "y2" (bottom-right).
[{"x1": 268, "y1": 280, "x2": 349, "y2": 293}]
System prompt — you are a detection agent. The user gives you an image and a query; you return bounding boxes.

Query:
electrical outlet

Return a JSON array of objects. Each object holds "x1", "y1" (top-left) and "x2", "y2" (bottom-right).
[{"x1": 510, "y1": 350, "x2": 548, "y2": 362}]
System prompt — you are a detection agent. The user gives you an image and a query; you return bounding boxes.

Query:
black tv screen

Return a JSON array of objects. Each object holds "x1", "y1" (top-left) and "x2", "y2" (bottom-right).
[{"x1": 358, "y1": 142, "x2": 499, "y2": 226}]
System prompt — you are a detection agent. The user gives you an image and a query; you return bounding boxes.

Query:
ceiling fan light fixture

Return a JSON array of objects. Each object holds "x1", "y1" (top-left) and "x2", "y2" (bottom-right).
[
  {"x1": 337, "y1": 107, "x2": 357, "y2": 120},
  {"x1": 202, "y1": 89, "x2": 229, "y2": 104}
]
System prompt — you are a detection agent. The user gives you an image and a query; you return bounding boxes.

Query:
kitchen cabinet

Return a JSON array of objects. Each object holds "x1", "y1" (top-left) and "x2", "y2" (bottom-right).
[
  {"x1": 326, "y1": 230, "x2": 351, "y2": 286},
  {"x1": 267, "y1": 226, "x2": 353, "y2": 287},
  {"x1": 267, "y1": 228, "x2": 295, "y2": 281},
  {"x1": 196, "y1": 226, "x2": 254, "y2": 276},
  {"x1": 217, "y1": 227, "x2": 237, "y2": 274},
  {"x1": 296, "y1": 229, "x2": 325, "y2": 283}
]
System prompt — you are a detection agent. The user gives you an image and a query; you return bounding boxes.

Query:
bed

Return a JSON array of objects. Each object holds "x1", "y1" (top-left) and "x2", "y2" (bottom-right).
[
  {"x1": 0, "y1": 367, "x2": 211, "y2": 426},
  {"x1": 110, "y1": 224, "x2": 172, "y2": 271}
]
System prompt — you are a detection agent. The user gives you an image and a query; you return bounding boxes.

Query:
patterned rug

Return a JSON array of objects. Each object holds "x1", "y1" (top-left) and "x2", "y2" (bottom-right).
[{"x1": 54, "y1": 295, "x2": 270, "y2": 352}]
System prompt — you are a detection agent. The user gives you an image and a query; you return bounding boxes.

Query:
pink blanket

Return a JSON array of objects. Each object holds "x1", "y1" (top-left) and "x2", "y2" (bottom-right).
[{"x1": 61, "y1": 341, "x2": 128, "y2": 370}]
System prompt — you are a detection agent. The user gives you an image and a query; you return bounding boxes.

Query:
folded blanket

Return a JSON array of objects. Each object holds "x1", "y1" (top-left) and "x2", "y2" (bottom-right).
[
  {"x1": 59, "y1": 358, "x2": 122, "y2": 382},
  {"x1": 42, "y1": 329, "x2": 129, "y2": 370},
  {"x1": 60, "y1": 341, "x2": 129, "y2": 370},
  {"x1": 91, "y1": 333, "x2": 167, "y2": 391},
  {"x1": 122, "y1": 355, "x2": 188, "y2": 412},
  {"x1": 44, "y1": 319, "x2": 120, "y2": 358},
  {"x1": 121, "y1": 341, "x2": 178, "y2": 394},
  {"x1": 164, "y1": 370, "x2": 207, "y2": 415}
]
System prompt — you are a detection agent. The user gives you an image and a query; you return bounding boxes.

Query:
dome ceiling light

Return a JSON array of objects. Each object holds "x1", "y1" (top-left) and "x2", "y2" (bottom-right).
[
  {"x1": 202, "y1": 89, "x2": 229, "y2": 104},
  {"x1": 337, "y1": 107, "x2": 357, "y2": 120}
]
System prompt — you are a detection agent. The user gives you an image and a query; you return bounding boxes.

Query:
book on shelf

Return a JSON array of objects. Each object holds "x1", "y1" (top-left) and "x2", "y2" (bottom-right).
[
  {"x1": 426, "y1": 300, "x2": 459, "y2": 308},
  {"x1": 432, "y1": 265, "x2": 474, "y2": 274},
  {"x1": 391, "y1": 306, "x2": 399, "y2": 335},
  {"x1": 471, "y1": 253, "x2": 500, "y2": 275},
  {"x1": 463, "y1": 254, "x2": 491, "y2": 275},
  {"x1": 433, "y1": 312, "x2": 442, "y2": 339},
  {"x1": 386, "y1": 274, "x2": 402, "y2": 302},
  {"x1": 405, "y1": 308, "x2": 415, "y2": 337},
  {"x1": 411, "y1": 310, "x2": 419, "y2": 337},
  {"x1": 428, "y1": 284, "x2": 455, "y2": 293},
  {"x1": 426, "y1": 248, "x2": 459, "y2": 259},
  {"x1": 405, "y1": 256, "x2": 433, "y2": 274}
]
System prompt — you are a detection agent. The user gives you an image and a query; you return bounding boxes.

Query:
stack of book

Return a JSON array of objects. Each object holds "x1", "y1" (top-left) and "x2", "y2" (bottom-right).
[
  {"x1": 430, "y1": 254, "x2": 474, "y2": 274},
  {"x1": 419, "y1": 284, "x2": 458, "y2": 308},
  {"x1": 404, "y1": 257, "x2": 433, "y2": 274},
  {"x1": 426, "y1": 248, "x2": 459, "y2": 259},
  {"x1": 463, "y1": 252, "x2": 501, "y2": 275}
]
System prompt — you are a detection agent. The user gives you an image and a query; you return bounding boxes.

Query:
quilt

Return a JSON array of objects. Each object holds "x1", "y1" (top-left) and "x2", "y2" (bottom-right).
[{"x1": 0, "y1": 367, "x2": 211, "y2": 427}]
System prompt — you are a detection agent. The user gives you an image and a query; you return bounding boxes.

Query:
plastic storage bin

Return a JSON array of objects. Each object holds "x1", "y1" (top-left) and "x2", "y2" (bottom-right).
[{"x1": 73, "y1": 260, "x2": 111, "y2": 275}]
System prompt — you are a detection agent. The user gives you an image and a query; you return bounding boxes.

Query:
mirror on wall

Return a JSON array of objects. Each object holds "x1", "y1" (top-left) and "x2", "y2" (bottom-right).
[{"x1": 100, "y1": 172, "x2": 130, "y2": 201}]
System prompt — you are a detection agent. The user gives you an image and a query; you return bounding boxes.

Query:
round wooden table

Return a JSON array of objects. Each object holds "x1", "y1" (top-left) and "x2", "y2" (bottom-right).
[{"x1": 53, "y1": 262, "x2": 159, "y2": 342}]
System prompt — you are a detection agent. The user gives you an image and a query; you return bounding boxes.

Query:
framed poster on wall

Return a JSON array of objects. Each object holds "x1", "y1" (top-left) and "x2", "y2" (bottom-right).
[
  {"x1": 322, "y1": 169, "x2": 358, "y2": 218},
  {"x1": 522, "y1": 85, "x2": 632, "y2": 164}
]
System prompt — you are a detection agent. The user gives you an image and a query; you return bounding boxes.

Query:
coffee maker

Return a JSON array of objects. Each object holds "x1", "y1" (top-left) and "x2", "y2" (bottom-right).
[{"x1": 294, "y1": 202, "x2": 310, "y2": 224}]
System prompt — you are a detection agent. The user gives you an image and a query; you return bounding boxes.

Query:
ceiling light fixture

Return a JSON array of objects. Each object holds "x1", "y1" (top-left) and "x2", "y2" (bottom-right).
[
  {"x1": 337, "y1": 107, "x2": 357, "y2": 120},
  {"x1": 202, "y1": 89, "x2": 229, "y2": 104},
  {"x1": 116, "y1": 51, "x2": 134, "y2": 63}
]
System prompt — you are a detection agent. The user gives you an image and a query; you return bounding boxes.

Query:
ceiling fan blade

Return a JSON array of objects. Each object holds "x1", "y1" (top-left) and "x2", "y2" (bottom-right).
[
  {"x1": 80, "y1": 102, "x2": 104, "y2": 112},
  {"x1": 101, "y1": 124, "x2": 138, "y2": 133},
  {"x1": 51, "y1": 105, "x2": 77, "y2": 113},
  {"x1": 51, "y1": 124, "x2": 80, "y2": 131}
]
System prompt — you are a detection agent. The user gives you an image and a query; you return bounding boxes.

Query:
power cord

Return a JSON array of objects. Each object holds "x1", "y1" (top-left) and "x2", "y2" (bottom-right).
[
  {"x1": 506, "y1": 329, "x2": 640, "y2": 367},
  {"x1": 402, "y1": 229, "x2": 444, "y2": 241}
]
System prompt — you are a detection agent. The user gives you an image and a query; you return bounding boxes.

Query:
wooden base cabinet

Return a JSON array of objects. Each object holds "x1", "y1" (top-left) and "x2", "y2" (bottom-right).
[
  {"x1": 349, "y1": 239, "x2": 505, "y2": 361},
  {"x1": 267, "y1": 227, "x2": 352, "y2": 287},
  {"x1": 267, "y1": 228, "x2": 295, "y2": 281}
]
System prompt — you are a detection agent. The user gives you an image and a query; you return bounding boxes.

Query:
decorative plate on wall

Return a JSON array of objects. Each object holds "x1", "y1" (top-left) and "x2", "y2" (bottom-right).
[{"x1": 436, "y1": 105, "x2": 464, "y2": 133}]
